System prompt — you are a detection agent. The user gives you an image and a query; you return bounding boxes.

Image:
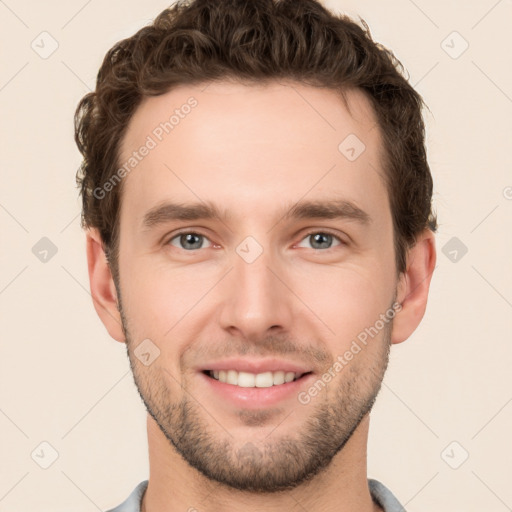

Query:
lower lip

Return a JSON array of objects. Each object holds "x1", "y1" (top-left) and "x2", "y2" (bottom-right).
[{"x1": 199, "y1": 372, "x2": 314, "y2": 409}]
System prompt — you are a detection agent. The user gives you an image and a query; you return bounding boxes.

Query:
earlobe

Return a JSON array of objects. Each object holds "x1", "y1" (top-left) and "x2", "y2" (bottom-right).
[
  {"x1": 86, "y1": 229, "x2": 125, "y2": 343},
  {"x1": 391, "y1": 229, "x2": 437, "y2": 345}
]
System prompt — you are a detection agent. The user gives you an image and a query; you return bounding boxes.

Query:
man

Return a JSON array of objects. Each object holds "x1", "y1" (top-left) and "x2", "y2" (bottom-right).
[{"x1": 74, "y1": 0, "x2": 437, "y2": 510}]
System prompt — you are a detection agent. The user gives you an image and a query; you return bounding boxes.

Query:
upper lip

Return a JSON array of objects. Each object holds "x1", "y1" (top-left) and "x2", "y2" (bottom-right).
[{"x1": 197, "y1": 357, "x2": 313, "y2": 375}]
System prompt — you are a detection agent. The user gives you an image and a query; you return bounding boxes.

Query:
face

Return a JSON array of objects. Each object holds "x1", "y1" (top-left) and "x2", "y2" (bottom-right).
[{"x1": 114, "y1": 80, "x2": 399, "y2": 492}]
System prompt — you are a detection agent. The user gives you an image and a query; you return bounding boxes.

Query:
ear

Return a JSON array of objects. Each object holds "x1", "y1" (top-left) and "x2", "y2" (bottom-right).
[
  {"x1": 391, "y1": 229, "x2": 436, "y2": 345},
  {"x1": 86, "y1": 228, "x2": 125, "y2": 343}
]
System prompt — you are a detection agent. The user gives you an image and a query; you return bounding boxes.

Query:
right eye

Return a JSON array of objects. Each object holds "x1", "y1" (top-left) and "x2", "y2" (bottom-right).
[{"x1": 166, "y1": 231, "x2": 214, "y2": 251}]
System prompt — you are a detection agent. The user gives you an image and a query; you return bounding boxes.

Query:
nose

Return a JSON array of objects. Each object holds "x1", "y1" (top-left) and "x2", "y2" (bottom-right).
[{"x1": 218, "y1": 242, "x2": 295, "y2": 342}]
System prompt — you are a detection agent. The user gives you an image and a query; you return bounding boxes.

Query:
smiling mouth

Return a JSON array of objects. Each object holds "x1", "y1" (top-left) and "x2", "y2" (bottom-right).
[{"x1": 203, "y1": 369, "x2": 312, "y2": 388}]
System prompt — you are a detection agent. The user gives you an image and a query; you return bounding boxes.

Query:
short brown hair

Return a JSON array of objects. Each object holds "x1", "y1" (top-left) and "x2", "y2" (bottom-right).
[{"x1": 75, "y1": 0, "x2": 437, "y2": 278}]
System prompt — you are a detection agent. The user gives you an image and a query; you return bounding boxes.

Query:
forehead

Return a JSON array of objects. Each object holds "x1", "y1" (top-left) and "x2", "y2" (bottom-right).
[{"x1": 119, "y1": 80, "x2": 389, "y2": 228}]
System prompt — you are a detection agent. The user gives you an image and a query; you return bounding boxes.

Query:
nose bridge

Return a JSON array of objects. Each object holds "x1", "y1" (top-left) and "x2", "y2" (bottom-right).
[{"x1": 219, "y1": 235, "x2": 292, "y2": 337}]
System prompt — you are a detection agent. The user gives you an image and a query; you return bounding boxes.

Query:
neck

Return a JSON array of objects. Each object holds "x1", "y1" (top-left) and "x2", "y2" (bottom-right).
[{"x1": 142, "y1": 413, "x2": 382, "y2": 512}]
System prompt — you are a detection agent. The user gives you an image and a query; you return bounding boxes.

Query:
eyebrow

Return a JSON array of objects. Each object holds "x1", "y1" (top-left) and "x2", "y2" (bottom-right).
[
  {"x1": 282, "y1": 199, "x2": 371, "y2": 225},
  {"x1": 142, "y1": 198, "x2": 371, "y2": 230}
]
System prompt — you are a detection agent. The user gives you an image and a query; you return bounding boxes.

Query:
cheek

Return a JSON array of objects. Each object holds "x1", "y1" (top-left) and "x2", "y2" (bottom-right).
[
  {"x1": 290, "y1": 260, "x2": 395, "y2": 348},
  {"x1": 119, "y1": 255, "x2": 217, "y2": 344}
]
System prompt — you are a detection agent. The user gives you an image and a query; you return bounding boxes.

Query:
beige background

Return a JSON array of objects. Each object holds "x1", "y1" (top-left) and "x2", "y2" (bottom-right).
[{"x1": 1, "y1": 0, "x2": 511, "y2": 510}]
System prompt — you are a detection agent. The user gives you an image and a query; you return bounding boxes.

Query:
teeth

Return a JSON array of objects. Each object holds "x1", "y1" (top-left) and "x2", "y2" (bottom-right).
[
  {"x1": 284, "y1": 371, "x2": 295, "y2": 383},
  {"x1": 238, "y1": 371, "x2": 255, "y2": 387},
  {"x1": 209, "y1": 369, "x2": 303, "y2": 387},
  {"x1": 226, "y1": 370, "x2": 238, "y2": 385},
  {"x1": 273, "y1": 371, "x2": 285, "y2": 385},
  {"x1": 255, "y1": 372, "x2": 273, "y2": 388}
]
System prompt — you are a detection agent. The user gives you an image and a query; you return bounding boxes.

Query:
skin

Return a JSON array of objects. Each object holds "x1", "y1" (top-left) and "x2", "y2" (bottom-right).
[{"x1": 86, "y1": 80, "x2": 436, "y2": 512}]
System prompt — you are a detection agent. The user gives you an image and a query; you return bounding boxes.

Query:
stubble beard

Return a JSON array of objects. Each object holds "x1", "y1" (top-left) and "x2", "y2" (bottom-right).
[{"x1": 118, "y1": 298, "x2": 391, "y2": 493}]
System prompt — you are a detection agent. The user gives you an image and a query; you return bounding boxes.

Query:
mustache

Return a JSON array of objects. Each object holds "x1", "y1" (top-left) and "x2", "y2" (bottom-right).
[{"x1": 186, "y1": 334, "x2": 332, "y2": 368}]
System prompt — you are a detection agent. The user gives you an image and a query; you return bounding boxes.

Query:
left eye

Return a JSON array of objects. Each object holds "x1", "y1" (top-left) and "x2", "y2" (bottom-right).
[{"x1": 296, "y1": 231, "x2": 343, "y2": 250}]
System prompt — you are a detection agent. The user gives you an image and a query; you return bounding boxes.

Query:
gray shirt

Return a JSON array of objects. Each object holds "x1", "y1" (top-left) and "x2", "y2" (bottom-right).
[{"x1": 106, "y1": 478, "x2": 406, "y2": 511}]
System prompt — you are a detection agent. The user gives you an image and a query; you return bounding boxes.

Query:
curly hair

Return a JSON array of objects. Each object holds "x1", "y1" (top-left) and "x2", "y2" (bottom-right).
[{"x1": 74, "y1": 0, "x2": 437, "y2": 278}]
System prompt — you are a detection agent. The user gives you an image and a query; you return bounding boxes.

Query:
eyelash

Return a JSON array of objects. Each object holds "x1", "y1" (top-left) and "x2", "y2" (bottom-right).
[{"x1": 165, "y1": 229, "x2": 346, "y2": 251}]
